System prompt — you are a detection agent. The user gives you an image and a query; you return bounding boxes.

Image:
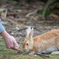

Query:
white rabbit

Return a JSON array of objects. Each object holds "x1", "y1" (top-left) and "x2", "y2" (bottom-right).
[{"x1": 22, "y1": 27, "x2": 59, "y2": 55}]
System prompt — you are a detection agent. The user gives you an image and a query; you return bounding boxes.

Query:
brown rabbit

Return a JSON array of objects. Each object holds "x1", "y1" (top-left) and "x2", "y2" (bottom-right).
[{"x1": 22, "y1": 27, "x2": 59, "y2": 55}]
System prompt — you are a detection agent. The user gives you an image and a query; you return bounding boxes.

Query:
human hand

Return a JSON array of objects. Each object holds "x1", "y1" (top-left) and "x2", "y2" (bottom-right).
[
  {"x1": 4, "y1": 36, "x2": 20, "y2": 51},
  {"x1": 1, "y1": 30, "x2": 20, "y2": 51}
]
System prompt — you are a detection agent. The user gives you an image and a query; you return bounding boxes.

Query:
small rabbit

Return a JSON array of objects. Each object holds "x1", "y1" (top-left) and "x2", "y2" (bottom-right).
[{"x1": 22, "y1": 27, "x2": 59, "y2": 55}]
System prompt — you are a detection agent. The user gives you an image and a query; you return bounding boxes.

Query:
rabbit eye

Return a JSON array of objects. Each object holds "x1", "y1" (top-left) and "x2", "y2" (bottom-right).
[{"x1": 26, "y1": 43, "x2": 29, "y2": 45}]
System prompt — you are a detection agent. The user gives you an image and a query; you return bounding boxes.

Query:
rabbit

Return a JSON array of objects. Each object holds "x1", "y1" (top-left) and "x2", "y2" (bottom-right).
[{"x1": 22, "y1": 27, "x2": 59, "y2": 55}]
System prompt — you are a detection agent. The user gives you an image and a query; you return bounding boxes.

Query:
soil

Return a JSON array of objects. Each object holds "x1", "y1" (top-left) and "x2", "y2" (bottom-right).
[{"x1": 0, "y1": 0, "x2": 59, "y2": 43}]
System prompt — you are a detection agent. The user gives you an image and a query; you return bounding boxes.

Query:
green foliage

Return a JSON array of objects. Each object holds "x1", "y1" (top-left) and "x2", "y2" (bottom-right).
[
  {"x1": 56, "y1": 3, "x2": 59, "y2": 8},
  {"x1": 0, "y1": 11, "x2": 2, "y2": 14},
  {"x1": 45, "y1": 11, "x2": 51, "y2": 15},
  {"x1": 38, "y1": 9, "x2": 43, "y2": 14},
  {"x1": 22, "y1": 39, "x2": 24, "y2": 42},
  {"x1": 13, "y1": 6, "x2": 19, "y2": 9},
  {"x1": 38, "y1": 9, "x2": 51, "y2": 15},
  {"x1": 40, "y1": 19, "x2": 46, "y2": 21},
  {"x1": 56, "y1": 24, "x2": 59, "y2": 26}
]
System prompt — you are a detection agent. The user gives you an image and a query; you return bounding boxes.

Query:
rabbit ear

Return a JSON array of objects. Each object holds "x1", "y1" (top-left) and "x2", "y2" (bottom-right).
[{"x1": 26, "y1": 27, "x2": 33, "y2": 40}]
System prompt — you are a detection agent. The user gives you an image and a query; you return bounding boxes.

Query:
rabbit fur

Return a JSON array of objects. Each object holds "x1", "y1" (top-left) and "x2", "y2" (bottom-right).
[{"x1": 22, "y1": 27, "x2": 59, "y2": 55}]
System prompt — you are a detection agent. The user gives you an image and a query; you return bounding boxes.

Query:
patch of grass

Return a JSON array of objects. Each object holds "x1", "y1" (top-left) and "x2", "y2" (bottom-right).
[
  {"x1": 22, "y1": 39, "x2": 24, "y2": 42},
  {"x1": 0, "y1": 39, "x2": 59, "y2": 59},
  {"x1": 13, "y1": 6, "x2": 19, "y2": 9},
  {"x1": 38, "y1": 9, "x2": 51, "y2": 15},
  {"x1": 40, "y1": 19, "x2": 46, "y2": 21},
  {"x1": 0, "y1": 11, "x2": 2, "y2": 14},
  {"x1": 56, "y1": 24, "x2": 59, "y2": 26}
]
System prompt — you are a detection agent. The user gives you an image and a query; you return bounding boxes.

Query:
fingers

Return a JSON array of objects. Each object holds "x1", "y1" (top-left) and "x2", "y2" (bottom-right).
[
  {"x1": 11, "y1": 41, "x2": 21, "y2": 51},
  {"x1": 12, "y1": 40, "x2": 21, "y2": 51},
  {"x1": 7, "y1": 45, "x2": 21, "y2": 51},
  {"x1": 5, "y1": 36, "x2": 21, "y2": 51},
  {"x1": 13, "y1": 46, "x2": 21, "y2": 51}
]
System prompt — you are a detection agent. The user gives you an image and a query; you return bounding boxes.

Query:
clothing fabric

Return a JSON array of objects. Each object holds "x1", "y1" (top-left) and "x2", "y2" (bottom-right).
[{"x1": 0, "y1": 19, "x2": 5, "y2": 33}]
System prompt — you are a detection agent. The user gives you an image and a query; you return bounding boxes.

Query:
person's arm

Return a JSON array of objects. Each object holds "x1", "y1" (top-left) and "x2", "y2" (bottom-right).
[
  {"x1": 0, "y1": 19, "x2": 5, "y2": 33},
  {"x1": 0, "y1": 19, "x2": 20, "y2": 51},
  {"x1": 1, "y1": 30, "x2": 20, "y2": 51}
]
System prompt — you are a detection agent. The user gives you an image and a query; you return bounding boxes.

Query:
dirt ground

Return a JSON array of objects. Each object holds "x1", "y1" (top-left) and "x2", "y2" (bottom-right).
[
  {"x1": 0, "y1": 1, "x2": 59, "y2": 43},
  {"x1": 0, "y1": 0, "x2": 59, "y2": 59}
]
